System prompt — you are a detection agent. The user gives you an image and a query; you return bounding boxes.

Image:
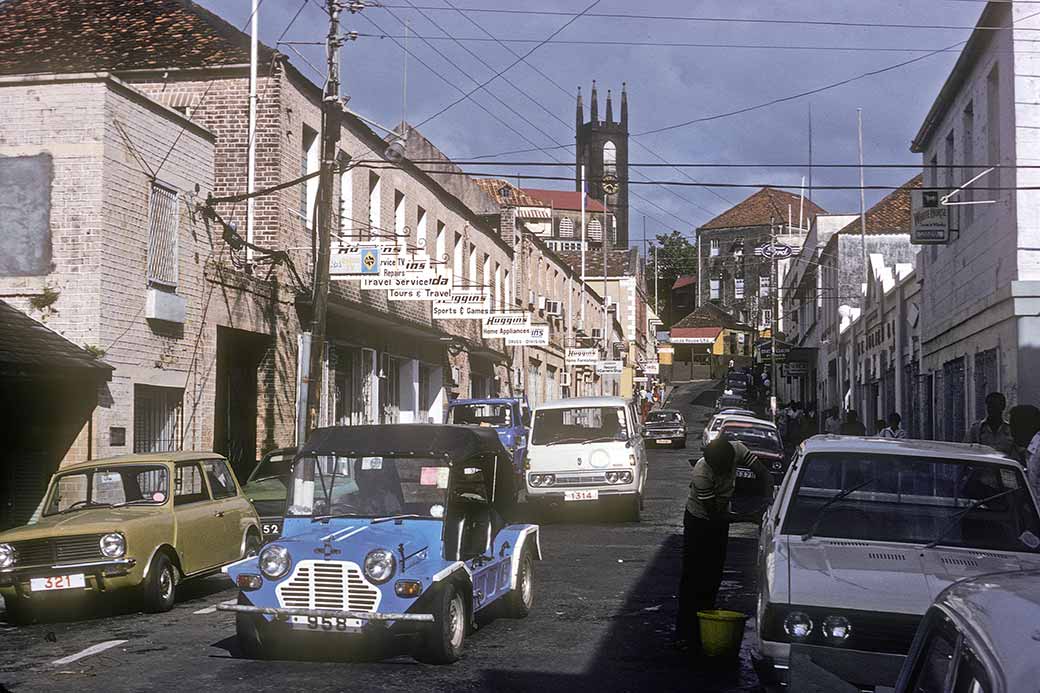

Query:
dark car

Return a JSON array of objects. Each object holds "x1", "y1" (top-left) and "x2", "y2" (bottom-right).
[
  {"x1": 718, "y1": 421, "x2": 786, "y2": 481},
  {"x1": 643, "y1": 409, "x2": 687, "y2": 449},
  {"x1": 715, "y1": 393, "x2": 748, "y2": 412},
  {"x1": 241, "y1": 447, "x2": 297, "y2": 541}
]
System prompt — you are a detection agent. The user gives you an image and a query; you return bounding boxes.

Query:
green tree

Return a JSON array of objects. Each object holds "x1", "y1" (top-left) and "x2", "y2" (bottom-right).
[{"x1": 645, "y1": 231, "x2": 698, "y2": 326}]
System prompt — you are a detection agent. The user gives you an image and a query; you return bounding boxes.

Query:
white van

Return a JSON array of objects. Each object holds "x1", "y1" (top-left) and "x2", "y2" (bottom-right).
[{"x1": 525, "y1": 396, "x2": 647, "y2": 521}]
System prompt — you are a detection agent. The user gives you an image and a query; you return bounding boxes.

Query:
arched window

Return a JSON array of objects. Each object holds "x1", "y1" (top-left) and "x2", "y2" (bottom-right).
[
  {"x1": 559, "y1": 217, "x2": 575, "y2": 238},
  {"x1": 603, "y1": 141, "x2": 617, "y2": 177},
  {"x1": 588, "y1": 218, "x2": 603, "y2": 242}
]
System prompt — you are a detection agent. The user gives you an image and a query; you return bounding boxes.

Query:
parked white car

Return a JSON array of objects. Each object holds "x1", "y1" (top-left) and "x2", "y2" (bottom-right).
[
  {"x1": 703, "y1": 412, "x2": 772, "y2": 447},
  {"x1": 753, "y1": 436, "x2": 1040, "y2": 692},
  {"x1": 525, "y1": 397, "x2": 647, "y2": 521}
]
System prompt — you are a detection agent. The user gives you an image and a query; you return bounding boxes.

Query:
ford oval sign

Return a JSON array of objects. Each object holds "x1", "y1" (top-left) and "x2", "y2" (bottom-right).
[{"x1": 757, "y1": 242, "x2": 793, "y2": 259}]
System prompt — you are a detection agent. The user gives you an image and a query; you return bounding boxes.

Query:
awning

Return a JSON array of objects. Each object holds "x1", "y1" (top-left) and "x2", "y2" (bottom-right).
[{"x1": 0, "y1": 300, "x2": 113, "y2": 381}]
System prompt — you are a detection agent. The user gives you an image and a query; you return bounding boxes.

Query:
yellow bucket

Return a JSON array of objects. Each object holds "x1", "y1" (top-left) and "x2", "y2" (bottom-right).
[{"x1": 697, "y1": 609, "x2": 748, "y2": 658}]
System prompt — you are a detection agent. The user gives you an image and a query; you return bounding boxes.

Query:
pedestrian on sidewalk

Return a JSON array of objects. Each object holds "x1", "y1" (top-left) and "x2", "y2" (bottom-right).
[
  {"x1": 840, "y1": 410, "x2": 867, "y2": 436},
  {"x1": 965, "y1": 392, "x2": 1015, "y2": 456},
  {"x1": 825, "y1": 408, "x2": 841, "y2": 435},
  {"x1": 879, "y1": 412, "x2": 908, "y2": 439},
  {"x1": 674, "y1": 438, "x2": 741, "y2": 652},
  {"x1": 1010, "y1": 404, "x2": 1040, "y2": 467}
]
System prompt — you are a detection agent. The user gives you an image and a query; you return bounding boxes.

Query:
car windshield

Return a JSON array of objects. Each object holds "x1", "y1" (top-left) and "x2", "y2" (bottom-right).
[
  {"x1": 721, "y1": 425, "x2": 782, "y2": 453},
  {"x1": 44, "y1": 465, "x2": 170, "y2": 515},
  {"x1": 247, "y1": 452, "x2": 294, "y2": 484},
  {"x1": 448, "y1": 403, "x2": 512, "y2": 427},
  {"x1": 531, "y1": 406, "x2": 629, "y2": 445},
  {"x1": 782, "y1": 452, "x2": 1040, "y2": 553},
  {"x1": 718, "y1": 396, "x2": 745, "y2": 408},
  {"x1": 286, "y1": 455, "x2": 452, "y2": 519},
  {"x1": 647, "y1": 411, "x2": 681, "y2": 424}
]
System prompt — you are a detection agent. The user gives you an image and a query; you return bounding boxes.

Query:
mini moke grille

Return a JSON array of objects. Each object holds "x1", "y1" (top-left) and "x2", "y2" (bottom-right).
[{"x1": 277, "y1": 560, "x2": 381, "y2": 613}]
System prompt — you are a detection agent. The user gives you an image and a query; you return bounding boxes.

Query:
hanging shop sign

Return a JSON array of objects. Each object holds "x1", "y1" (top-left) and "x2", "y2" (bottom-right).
[
  {"x1": 505, "y1": 324, "x2": 549, "y2": 346},
  {"x1": 639, "y1": 361, "x2": 660, "y2": 375},
  {"x1": 910, "y1": 189, "x2": 950, "y2": 244},
  {"x1": 482, "y1": 313, "x2": 532, "y2": 339},
  {"x1": 330, "y1": 244, "x2": 381, "y2": 279},
  {"x1": 671, "y1": 336, "x2": 716, "y2": 344},
  {"x1": 565, "y1": 348, "x2": 600, "y2": 366},
  {"x1": 595, "y1": 360, "x2": 623, "y2": 375},
  {"x1": 432, "y1": 287, "x2": 494, "y2": 320}
]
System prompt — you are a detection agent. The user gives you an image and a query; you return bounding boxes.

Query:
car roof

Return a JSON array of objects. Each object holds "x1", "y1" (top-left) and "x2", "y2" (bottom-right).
[
  {"x1": 536, "y1": 396, "x2": 628, "y2": 410},
  {"x1": 935, "y1": 569, "x2": 1040, "y2": 685},
  {"x1": 648, "y1": 408, "x2": 681, "y2": 415},
  {"x1": 63, "y1": 451, "x2": 225, "y2": 468},
  {"x1": 800, "y1": 435, "x2": 1020, "y2": 465},
  {"x1": 450, "y1": 398, "x2": 519, "y2": 406},
  {"x1": 720, "y1": 416, "x2": 778, "y2": 430},
  {"x1": 302, "y1": 424, "x2": 506, "y2": 460}
]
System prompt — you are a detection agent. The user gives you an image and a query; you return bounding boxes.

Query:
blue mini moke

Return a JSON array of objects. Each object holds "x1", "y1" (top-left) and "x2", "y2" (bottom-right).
[{"x1": 219, "y1": 425, "x2": 540, "y2": 664}]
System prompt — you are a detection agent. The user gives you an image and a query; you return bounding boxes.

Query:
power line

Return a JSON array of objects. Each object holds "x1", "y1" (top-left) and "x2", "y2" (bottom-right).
[
  {"x1": 375, "y1": 5, "x2": 1040, "y2": 31},
  {"x1": 358, "y1": 33, "x2": 1040, "y2": 54},
  {"x1": 413, "y1": 0, "x2": 604, "y2": 128},
  {"x1": 403, "y1": 160, "x2": 1040, "y2": 170}
]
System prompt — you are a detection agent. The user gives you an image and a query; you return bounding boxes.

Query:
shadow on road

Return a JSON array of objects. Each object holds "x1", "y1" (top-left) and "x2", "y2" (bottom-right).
[{"x1": 475, "y1": 532, "x2": 763, "y2": 692}]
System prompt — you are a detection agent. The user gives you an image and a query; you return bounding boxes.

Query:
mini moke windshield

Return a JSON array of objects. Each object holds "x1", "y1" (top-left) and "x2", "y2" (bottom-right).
[{"x1": 286, "y1": 455, "x2": 451, "y2": 520}]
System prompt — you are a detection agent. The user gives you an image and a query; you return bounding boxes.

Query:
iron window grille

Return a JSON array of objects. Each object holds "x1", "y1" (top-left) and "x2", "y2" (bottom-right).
[{"x1": 147, "y1": 182, "x2": 179, "y2": 288}]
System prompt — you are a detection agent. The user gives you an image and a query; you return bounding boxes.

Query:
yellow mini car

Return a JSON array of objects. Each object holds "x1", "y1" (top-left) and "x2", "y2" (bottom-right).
[{"x1": 0, "y1": 452, "x2": 261, "y2": 624}]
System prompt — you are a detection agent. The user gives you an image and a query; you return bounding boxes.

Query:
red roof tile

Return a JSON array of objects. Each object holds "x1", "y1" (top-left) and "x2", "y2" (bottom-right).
[
  {"x1": 0, "y1": 0, "x2": 276, "y2": 75},
  {"x1": 835, "y1": 175, "x2": 921, "y2": 236},
  {"x1": 474, "y1": 179, "x2": 543, "y2": 207},
  {"x1": 672, "y1": 276, "x2": 697, "y2": 290},
  {"x1": 521, "y1": 188, "x2": 606, "y2": 213},
  {"x1": 699, "y1": 187, "x2": 826, "y2": 231}
]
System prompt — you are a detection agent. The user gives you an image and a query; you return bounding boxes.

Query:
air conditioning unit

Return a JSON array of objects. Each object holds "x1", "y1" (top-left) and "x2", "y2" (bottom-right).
[
  {"x1": 528, "y1": 290, "x2": 536, "y2": 309},
  {"x1": 544, "y1": 300, "x2": 561, "y2": 316},
  {"x1": 561, "y1": 372, "x2": 571, "y2": 387}
]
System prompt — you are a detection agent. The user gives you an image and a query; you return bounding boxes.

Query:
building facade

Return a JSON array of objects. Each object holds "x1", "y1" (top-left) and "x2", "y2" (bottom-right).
[{"x1": 575, "y1": 81, "x2": 629, "y2": 248}]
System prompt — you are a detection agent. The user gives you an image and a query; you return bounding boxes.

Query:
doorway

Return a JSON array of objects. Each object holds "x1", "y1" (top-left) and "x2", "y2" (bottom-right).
[{"x1": 214, "y1": 326, "x2": 271, "y2": 478}]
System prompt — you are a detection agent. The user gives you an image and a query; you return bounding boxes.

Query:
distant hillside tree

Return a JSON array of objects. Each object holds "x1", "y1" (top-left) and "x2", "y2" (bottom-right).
[{"x1": 645, "y1": 231, "x2": 698, "y2": 326}]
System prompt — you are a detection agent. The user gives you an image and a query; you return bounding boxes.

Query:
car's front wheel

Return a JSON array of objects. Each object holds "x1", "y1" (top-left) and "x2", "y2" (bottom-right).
[
  {"x1": 415, "y1": 584, "x2": 466, "y2": 664},
  {"x1": 3, "y1": 596, "x2": 34, "y2": 625},
  {"x1": 141, "y1": 552, "x2": 177, "y2": 613},
  {"x1": 502, "y1": 547, "x2": 534, "y2": 618}
]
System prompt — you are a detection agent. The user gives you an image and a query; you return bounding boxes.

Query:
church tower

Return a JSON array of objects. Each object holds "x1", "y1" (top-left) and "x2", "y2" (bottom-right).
[{"x1": 575, "y1": 81, "x2": 629, "y2": 248}]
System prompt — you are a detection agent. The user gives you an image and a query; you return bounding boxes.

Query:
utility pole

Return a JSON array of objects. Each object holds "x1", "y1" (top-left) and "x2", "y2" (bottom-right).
[
  {"x1": 303, "y1": 0, "x2": 343, "y2": 439},
  {"x1": 858, "y1": 108, "x2": 867, "y2": 288},
  {"x1": 601, "y1": 198, "x2": 609, "y2": 396},
  {"x1": 653, "y1": 243, "x2": 659, "y2": 315}
]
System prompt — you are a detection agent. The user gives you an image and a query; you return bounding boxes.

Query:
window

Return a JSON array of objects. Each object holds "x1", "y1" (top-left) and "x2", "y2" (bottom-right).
[
  {"x1": 44, "y1": 466, "x2": 169, "y2": 514},
  {"x1": 134, "y1": 385, "x2": 183, "y2": 453},
  {"x1": 928, "y1": 155, "x2": 939, "y2": 189},
  {"x1": 904, "y1": 613, "x2": 958, "y2": 693},
  {"x1": 201, "y1": 459, "x2": 236, "y2": 499},
  {"x1": 435, "y1": 221, "x2": 446, "y2": 263},
  {"x1": 453, "y1": 232, "x2": 463, "y2": 274},
  {"x1": 734, "y1": 242, "x2": 743, "y2": 257},
  {"x1": 734, "y1": 277, "x2": 745, "y2": 300},
  {"x1": 419, "y1": 363, "x2": 436, "y2": 423},
  {"x1": 368, "y1": 172, "x2": 381, "y2": 238},
  {"x1": 559, "y1": 217, "x2": 575, "y2": 238},
  {"x1": 505, "y1": 268, "x2": 512, "y2": 306},
  {"x1": 987, "y1": 63, "x2": 1000, "y2": 187},
  {"x1": 302, "y1": 125, "x2": 319, "y2": 227},
  {"x1": 603, "y1": 141, "x2": 617, "y2": 178},
  {"x1": 494, "y1": 263, "x2": 503, "y2": 309},
  {"x1": 482, "y1": 253, "x2": 491, "y2": 289},
  {"x1": 761, "y1": 308, "x2": 772, "y2": 326},
  {"x1": 588, "y1": 218, "x2": 603, "y2": 242},
  {"x1": 709, "y1": 278, "x2": 720, "y2": 300},
  {"x1": 174, "y1": 463, "x2": 208, "y2": 506},
  {"x1": 147, "y1": 182, "x2": 179, "y2": 288},
  {"x1": 394, "y1": 190, "x2": 406, "y2": 241},
  {"x1": 468, "y1": 246, "x2": 477, "y2": 285},
  {"x1": 416, "y1": 206, "x2": 427, "y2": 249},
  {"x1": 944, "y1": 130, "x2": 956, "y2": 191},
  {"x1": 531, "y1": 406, "x2": 629, "y2": 444},
  {"x1": 709, "y1": 239, "x2": 720, "y2": 257},
  {"x1": 339, "y1": 163, "x2": 354, "y2": 240},
  {"x1": 962, "y1": 101, "x2": 975, "y2": 225},
  {"x1": 760, "y1": 274, "x2": 771, "y2": 297}
]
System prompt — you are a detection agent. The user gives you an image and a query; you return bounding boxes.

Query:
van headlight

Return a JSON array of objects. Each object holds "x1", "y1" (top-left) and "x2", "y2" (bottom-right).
[
  {"x1": 99, "y1": 533, "x2": 126, "y2": 558},
  {"x1": 822, "y1": 615, "x2": 852, "y2": 644},
  {"x1": 783, "y1": 611, "x2": 814, "y2": 640},
  {"x1": 259, "y1": 545, "x2": 291, "y2": 579},
  {"x1": 0, "y1": 543, "x2": 14, "y2": 569},
  {"x1": 364, "y1": 549, "x2": 396, "y2": 584}
]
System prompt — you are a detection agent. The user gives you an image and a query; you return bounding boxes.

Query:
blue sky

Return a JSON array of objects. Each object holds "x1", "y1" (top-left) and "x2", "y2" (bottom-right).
[{"x1": 199, "y1": 0, "x2": 983, "y2": 248}]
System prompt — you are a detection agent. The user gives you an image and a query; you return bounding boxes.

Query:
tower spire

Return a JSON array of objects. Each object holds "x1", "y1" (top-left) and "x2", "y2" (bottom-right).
[
  {"x1": 621, "y1": 82, "x2": 628, "y2": 127},
  {"x1": 590, "y1": 80, "x2": 598, "y2": 123},
  {"x1": 606, "y1": 88, "x2": 613, "y2": 123},
  {"x1": 576, "y1": 86, "x2": 583, "y2": 131}
]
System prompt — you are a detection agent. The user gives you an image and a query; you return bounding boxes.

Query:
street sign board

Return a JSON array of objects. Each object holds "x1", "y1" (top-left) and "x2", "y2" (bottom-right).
[
  {"x1": 595, "y1": 360, "x2": 623, "y2": 375},
  {"x1": 756, "y1": 242, "x2": 794, "y2": 260},
  {"x1": 482, "y1": 313, "x2": 532, "y2": 339},
  {"x1": 786, "y1": 361, "x2": 809, "y2": 376},
  {"x1": 506, "y1": 324, "x2": 549, "y2": 346},
  {"x1": 671, "y1": 336, "x2": 716, "y2": 344},
  {"x1": 911, "y1": 189, "x2": 950, "y2": 244},
  {"x1": 639, "y1": 361, "x2": 660, "y2": 375},
  {"x1": 565, "y1": 348, "x2": 599, "y2": 366},
  {"x1": 330, "y1": 244, "x2": 380, "y2": 279}
]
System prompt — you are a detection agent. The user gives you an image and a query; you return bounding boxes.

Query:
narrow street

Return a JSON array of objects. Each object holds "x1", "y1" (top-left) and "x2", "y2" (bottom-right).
[{"x1": 0, "y1": 380, "x2": 763, "y2": 692}]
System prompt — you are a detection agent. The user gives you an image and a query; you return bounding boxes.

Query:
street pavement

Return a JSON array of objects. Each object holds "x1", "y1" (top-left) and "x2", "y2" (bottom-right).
[{"x1": 0, "y1": 380, "x2": 764, "y2": 692}]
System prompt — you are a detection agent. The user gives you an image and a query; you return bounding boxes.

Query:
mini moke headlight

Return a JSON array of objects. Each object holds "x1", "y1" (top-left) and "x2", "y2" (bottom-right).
[{"x1": 259, "y1": 545, "x2": 291, "y2": 579}]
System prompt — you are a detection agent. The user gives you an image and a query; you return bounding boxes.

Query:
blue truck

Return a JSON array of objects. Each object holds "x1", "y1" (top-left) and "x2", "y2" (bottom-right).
[
  {"x1": 220, "y1": 425, "x2": 540, "y2": 663},
  {"x1": 446, "y1": 398, "x2": 530, "y2": 485}
]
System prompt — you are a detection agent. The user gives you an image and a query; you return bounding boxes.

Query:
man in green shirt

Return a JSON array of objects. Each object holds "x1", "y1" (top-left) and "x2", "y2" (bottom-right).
[{"x1": 675, "y1": 439, "x2": 746, "y2": 650}]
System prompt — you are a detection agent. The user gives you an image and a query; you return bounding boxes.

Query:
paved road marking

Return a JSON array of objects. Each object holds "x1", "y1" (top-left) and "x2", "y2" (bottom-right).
[
  {"x1": 52, "y1": 640, "x2": 127, "y2": 666},
  {"x1": 194, "y1": 599, "x2": 237, "y2": 615}
]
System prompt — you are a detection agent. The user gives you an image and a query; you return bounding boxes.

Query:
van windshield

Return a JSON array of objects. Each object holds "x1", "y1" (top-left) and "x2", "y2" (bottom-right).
[
  {"x1": 448, "y1": 403, "x2": 512, "y2": 427},
  {"x1": 531, "y1": 406, "x2": 629, "y2": 445}
]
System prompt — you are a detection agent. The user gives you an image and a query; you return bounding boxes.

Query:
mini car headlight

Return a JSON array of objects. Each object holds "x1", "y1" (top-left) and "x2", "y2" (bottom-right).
[
  {"x1": 822, "y1": 615, "x2": 852, "y2": 643},
  {"x1": 529, "y1": 474, "x2": 542, "y2": 487},
  {"x1": 99, "y1": 533, "x2": 126, "y2": 558},
  {"x1": 0, "y1": 543, "x2": 15, "y2": 569},
  {"x1": 259, "y1": 545, "x2": 291, "y2": 579},
  {"x1": 783, "y1": 611, "x2": 814, "y2": 640},
  {"x1": 364, "y1": 549, "x2": 396, "y2": 584},
  {"x1": 606, "y1": 471, "x2": 620, "y2": 484},
  {"x1": 543, "y1": 474, "x2": 555, "y2": 487},
  {"x1": 619, "y1": 471, "x2": 633, "y2": 484}
]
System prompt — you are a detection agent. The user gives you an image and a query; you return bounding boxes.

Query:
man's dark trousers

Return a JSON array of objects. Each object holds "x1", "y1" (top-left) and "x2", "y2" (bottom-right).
[{"x1": 676, "y1": 509, "x2": 730, "y2": 644}]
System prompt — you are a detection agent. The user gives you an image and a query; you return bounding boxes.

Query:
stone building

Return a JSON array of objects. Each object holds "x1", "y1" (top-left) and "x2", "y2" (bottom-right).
[{"x1": 696, "y1": 187, "x2": 825, "y2": 333}]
